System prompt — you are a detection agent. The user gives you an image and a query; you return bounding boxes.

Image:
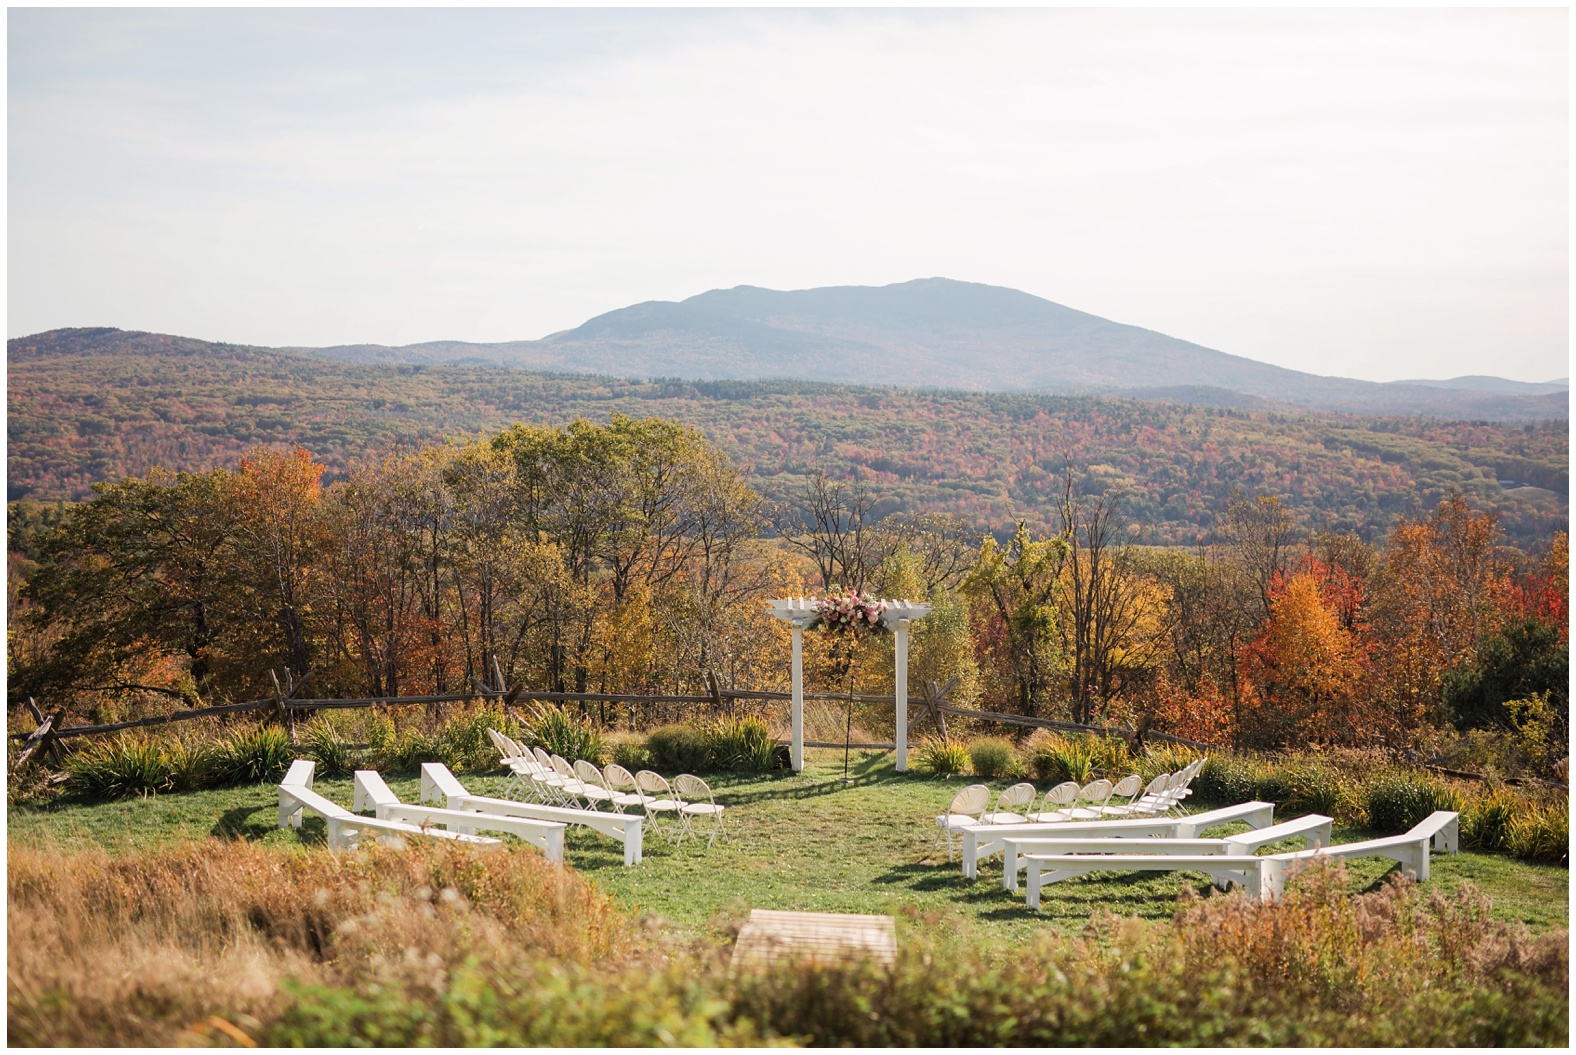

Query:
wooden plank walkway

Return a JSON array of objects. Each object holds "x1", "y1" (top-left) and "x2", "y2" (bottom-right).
[{"x1": 731, "y1": 909, "x2": 897, "y2": 968}]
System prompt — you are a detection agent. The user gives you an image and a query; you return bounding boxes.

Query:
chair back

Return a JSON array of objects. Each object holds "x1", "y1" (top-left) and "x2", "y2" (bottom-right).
[
  {"x1": 513, "y1": 740, "x2": 543, "y2": 772},
  {"x1": 1078, "y1": 779, "x2": 1114, "y2": 808},
  {"x1": 603, "y1": 763, "x2": 640, "y2": 794},
  {"x1": 1141, "y1": 773, "x2": 1169, "y2": 798},
  {"x1": 1110, "y1": 773, "x2": 1142, "y2": 799},
  {"x1": 995, "y1": 782, "x2": 1036, "y2": 812},
  {"x1": 574, "y1": 759, "x2": 608, "y2": 790},
  {"x1": 636, "y1": 769, "x2": 676, "y2": 799},
  {"x1": 945, "y1": 783, "x2": 990, "y2": 818},
  {"x1": 533, "y1": 746, "x2": 554, "y2": 769},
  {"x1": 674, "y1": 773, "x2": 714, "y2": 805},
  {"x1": 551, "y1": 754, "x2": 576, "y2": 779},
  {"x1": 1043, "y1": 781, "x2": 1080, "y2": 809}
]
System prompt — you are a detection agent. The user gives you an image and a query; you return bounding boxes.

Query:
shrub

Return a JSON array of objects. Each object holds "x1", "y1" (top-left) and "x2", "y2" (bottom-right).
[
  {"x1": 301, "y1": 717, "x2": 355, "y2": 779},
  {"x1": 520, "y1": 706, "x2": 604, "y2": 765},
  {"x1": 211, "y1": 725, "x2": 294, "y2": 786},
  {"x1": 1192, "y1": 754, "x2": 1266, "y2": 805},
  {"x1": 1023, "y1": 730, "x2": 1064, "y2": 782},
  {"x1": 606, "y1": 732, "x2": 650, "y2": 773},
  {"x1": 1365, "y1": 772, "x2": 1465, "y2": 834},
  {"x1": 914, "y1": 736, "x2": 970, "y2": 777},
  {"x1": 66, "y1": 735, "x2": 175, "y2": 798},
  {"x1": 363, "y1": 715, "x2": 442, "y2": 775},
  {"x1": 710, "y1": 716, "x2": 781, "y2": 774},
  {"x1": 968, "y1": 737, "x2": 1018, "y2": 779},
  {"x1": 644, "y1": 724, "x2": 712, "y2": 773}
]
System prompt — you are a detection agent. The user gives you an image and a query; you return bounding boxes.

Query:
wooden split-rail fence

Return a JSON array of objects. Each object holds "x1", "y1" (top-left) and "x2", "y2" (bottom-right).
[{"x1": 8, "y1": 662, "x2": 1217, "y2": 769}]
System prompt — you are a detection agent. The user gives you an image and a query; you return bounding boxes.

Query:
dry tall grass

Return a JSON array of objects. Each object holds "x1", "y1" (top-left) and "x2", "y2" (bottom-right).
[
  {"x1": 8, "y1": 838, "x2": 625, "y2": 1046},
  {"x1": 9, "y1": 840, "x2": 1568, "y2": 1046}
]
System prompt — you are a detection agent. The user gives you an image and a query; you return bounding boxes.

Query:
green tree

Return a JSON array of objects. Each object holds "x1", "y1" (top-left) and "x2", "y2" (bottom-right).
[{"x1": 961, "y1": 521, "x2": 1068, "y2": 716}]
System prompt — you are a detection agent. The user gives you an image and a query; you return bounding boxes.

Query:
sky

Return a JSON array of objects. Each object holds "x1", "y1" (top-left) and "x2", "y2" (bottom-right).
[{"x1": 7, "y1": 7, "x2": 1569, "y2": 383}]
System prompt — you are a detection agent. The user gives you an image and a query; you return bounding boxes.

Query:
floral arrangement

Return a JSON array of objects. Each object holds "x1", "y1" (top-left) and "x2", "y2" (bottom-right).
[{"x1": 809, "y1": 590, "x2": 889, "y2": 637}]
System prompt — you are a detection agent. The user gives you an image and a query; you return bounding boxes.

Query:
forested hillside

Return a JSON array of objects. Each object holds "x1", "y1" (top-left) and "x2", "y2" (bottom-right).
[{"x1": 7, "y1": 327, "x2": 1567, "y2": 547}]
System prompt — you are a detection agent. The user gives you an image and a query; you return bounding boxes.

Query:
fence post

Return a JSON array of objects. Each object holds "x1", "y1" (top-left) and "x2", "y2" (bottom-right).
[{"x1": 270, "y1": 670, "x2": 295, "y2": 741}]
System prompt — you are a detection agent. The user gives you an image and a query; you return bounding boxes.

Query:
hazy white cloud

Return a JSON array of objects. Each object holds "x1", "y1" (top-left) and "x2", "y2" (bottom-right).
[{"x1": 8, "y1": 8, "x2": 1567, "y2": 381}]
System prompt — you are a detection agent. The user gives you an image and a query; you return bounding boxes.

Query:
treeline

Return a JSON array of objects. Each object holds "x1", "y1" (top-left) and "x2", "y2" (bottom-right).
[
  {"x1": 8, "y1": 329, "x2": 1568, "y2": 548},
  {"x1": 7, "y1": 417, "x2": 1568, "y2": 769}
]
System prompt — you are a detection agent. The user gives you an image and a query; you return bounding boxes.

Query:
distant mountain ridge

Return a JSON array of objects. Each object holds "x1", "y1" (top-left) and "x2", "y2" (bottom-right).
[
  {"x1": 14, "y1": 279, "x2": 1568, "y2": 420},
  {"x1": 275, "y1": 279, "x2": 1565, "y2": 420}
]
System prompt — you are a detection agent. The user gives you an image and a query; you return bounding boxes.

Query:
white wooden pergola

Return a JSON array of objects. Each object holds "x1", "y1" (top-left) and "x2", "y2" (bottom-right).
[{"x1": 765, "y1": 598, "x2": 932, "y2": 773}]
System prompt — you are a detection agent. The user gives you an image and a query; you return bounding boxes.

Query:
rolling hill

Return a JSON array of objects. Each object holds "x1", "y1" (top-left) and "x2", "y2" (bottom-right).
[
  {"x1": 290, "y1": 278, "x2": 1568, "y2": 420},
  {"x1": 8, "y1": 327, "x2": 1567, "y2": 549}
]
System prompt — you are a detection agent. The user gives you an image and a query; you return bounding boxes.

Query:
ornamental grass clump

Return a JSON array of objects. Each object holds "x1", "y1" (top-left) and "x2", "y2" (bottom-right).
[
  {"x1": 301, "y1": 716, "x2": 356, "y2": 779},
  {"x1": 1506, "y1": 797, "x2": 1569, "y2": 865},
  {"x1": 1040, "y1": 736, "x2": 1100, "y2": 784},
  {"x1": 211, "y1": 724, "x2": 295, "y2": 786},
  {"x1": 1365, "y1": 771, "x2": 1465, "y2": 834},
  {"x1": 967, "y1": 737, "x2": 1018, "y2": 779},
  {"x1": 915, "y1": 736, "x2": 970, "y2": 777},
  {"x1": 519, "y1": 706, "x2": 604, "y2": 765},
  {"x1": 65, "y1": 734, "x2": 177, "y2": 798},
  {"x1": 709, "y1": 716, "x2": 781, "y2": 773}
]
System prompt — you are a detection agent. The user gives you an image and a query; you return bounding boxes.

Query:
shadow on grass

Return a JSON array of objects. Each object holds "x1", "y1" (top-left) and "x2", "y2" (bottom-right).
[{"x1": 211, "y1": 804, "x2": 272, "y2": 841}]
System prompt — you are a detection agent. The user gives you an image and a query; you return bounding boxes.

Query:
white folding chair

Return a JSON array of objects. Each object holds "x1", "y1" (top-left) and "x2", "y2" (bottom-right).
[
  {"x1": 1026, "y1": 781, "x2": 1081, "y2": 823},
  {"x1": 1062, "y1": 779, "x2": 1115, "y2": 821},
  {"x1": 1104, "y1": 773, "x2": 1170, "y2": 817},
  {"x1": 551, "y1": 754, "x2": 588, "y2": 806},
  {"x1": 602, "y1": 763, "x2": 648, "y2": 813},
  {"x1": 982, "y1": 782, "x2": 1038, "y2": 825},
  {"x1": 636, "y1": 770, "x2": 683, "y2": 839},
  {"x1": 531, "y1": 747, "x2": 570, "y2": 805},
  {"x1": 673, "y1": 773, "x2": 728, "y2": 848},
  {"x1": 932, "y1": 784, "x2": 990, "y2": 862},
  {"x1": 573, "y1": 759, "x2": 615, "y2": 811},
  {"x1": 1094, "y1": 774, "x2": 1143, "y2": 817}
]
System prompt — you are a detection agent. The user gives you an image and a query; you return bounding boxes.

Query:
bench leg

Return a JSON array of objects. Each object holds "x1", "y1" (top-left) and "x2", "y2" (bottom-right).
[
  {"x1": 1003, "y1": 846, "x2": 1019, "y2": 893},
  {"x1": 1026, "y1": 865, "x2": 1043, "y2": 909},
  {"x1": 624, "y1": 830, "x2": 638, "y2": 867}
]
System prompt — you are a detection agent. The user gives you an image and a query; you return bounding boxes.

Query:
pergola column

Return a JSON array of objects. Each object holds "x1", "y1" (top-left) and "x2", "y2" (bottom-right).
[
  {"x1": 790, "y1": 625, "x2": 804, "y2": 772},
  {"x1": 894, "y1": 620, "x2": 910, "y2": 772}
]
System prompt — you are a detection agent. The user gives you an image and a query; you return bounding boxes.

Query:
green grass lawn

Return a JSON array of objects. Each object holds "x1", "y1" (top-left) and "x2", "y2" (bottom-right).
[{"x1": 10, "y1": 748, "x2": 1568, "y2": 942}]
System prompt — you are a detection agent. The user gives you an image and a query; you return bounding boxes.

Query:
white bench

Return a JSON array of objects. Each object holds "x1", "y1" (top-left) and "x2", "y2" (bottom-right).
[
  {"x1": 421, "y1": 763, "x2": 645, "y2": 866},
  {"x1": 1261, "y1": 811, "x2": 1459, "y2": 901},
  {"x1": 277, "y1": 769, "x2": 502, "y2": 852},
  {"x1": 1026, "y1": 854, "x2": 1269, "y2": 908},
  {"x1": 353, "y1": 771, "x2": 567, "y2": 863},
  {"x1": 277, "y1": 759, "x2": 319, "y2": 827},
  {"x1": 964, "y1": 801, "x2": 1276, "y2": 881},
  {"x1": 1006, "y1": 814, "x2": 1331, "y2": 893}
]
